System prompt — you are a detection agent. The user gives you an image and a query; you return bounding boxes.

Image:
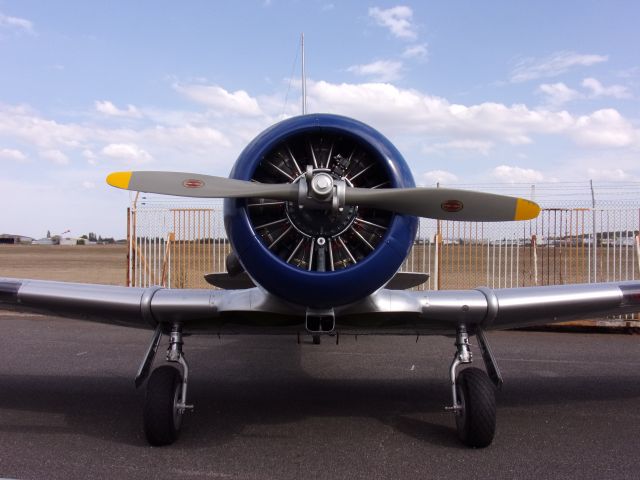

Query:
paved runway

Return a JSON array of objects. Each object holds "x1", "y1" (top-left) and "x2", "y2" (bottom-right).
[{"x1": 0, "y1": 312, "x2": 639, "y2": 480}]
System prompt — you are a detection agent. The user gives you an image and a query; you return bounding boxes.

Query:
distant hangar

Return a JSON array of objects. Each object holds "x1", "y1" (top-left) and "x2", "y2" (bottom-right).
[{"x1": 0, "y1": 233, "x2": 34, "y2": 245}]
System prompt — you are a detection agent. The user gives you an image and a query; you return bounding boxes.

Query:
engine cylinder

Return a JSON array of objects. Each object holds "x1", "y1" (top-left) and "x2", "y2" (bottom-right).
[{"x1": 224, "y1": 114, "x2": 418, "y2": 308}]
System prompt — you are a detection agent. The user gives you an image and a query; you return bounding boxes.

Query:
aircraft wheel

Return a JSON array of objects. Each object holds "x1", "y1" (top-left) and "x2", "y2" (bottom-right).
[
  {"x1": 455, "y1": 367, "x2": 496, "y2": 448},
  {"x1": 144, "y1": 365, "x2": 184, "y2": 446},
  {"x1": 312, "y1": 334, "x2": 321, "y2": 345}
]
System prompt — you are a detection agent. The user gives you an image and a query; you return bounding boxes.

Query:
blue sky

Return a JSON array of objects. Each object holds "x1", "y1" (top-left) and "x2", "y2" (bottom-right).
[{"x1": 1, "y1": 1, "x2": 639, "y2": 238}]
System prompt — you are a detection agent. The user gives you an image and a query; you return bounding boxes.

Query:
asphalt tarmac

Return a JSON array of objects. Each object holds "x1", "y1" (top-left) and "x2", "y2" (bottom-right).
[{"x1": 0, "y1": 313, "x2": 639, "y2": 480}]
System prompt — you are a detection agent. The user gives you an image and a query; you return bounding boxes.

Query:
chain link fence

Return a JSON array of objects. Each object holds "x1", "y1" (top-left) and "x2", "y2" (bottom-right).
[{"x1": 127, "y1": 183, "x2": 640, "y2": 305}]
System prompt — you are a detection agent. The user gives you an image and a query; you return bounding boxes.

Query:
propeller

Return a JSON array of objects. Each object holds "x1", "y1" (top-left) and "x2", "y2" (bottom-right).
[{"x1": 107, "y1": 170, "x2": 540, "y2": 221}]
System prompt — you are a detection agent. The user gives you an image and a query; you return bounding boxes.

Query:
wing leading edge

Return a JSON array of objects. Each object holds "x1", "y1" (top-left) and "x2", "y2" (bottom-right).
[{"x1": 1, "y1": 277, "x2": 639, "y2": 333}]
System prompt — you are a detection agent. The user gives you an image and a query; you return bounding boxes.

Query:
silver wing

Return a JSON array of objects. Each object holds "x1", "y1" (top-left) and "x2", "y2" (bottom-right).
[{"x1": 2, "y1": 277, "x2": 639, "y2": 334}]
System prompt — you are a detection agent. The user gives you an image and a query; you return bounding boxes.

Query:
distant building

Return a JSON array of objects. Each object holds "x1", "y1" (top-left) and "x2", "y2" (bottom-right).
[
  {"x1": 0, "y1": 233, "x2": 33, "y2": 245},
  {"x1": 33, "y1": 238, "x2": 55, "y2": 245},
  {"x1": 60, "y1": 237, "x2": 81, "y2": 246},
  {"x1": 59, "y1": 237, "x2": 96, "y2": 246}
]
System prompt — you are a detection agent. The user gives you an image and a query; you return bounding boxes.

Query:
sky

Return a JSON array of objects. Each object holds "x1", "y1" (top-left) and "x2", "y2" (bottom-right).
[{"x1": 1, "y1": 0, "x2": 639, "y2": 238}]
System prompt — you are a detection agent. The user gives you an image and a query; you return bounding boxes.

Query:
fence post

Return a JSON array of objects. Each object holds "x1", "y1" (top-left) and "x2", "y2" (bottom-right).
[
  {"x1": 434, "y1": 234, "x2": 440, "y2": 290},
  {"x1": 435, "y1": 220, "x2": 442, "y2": 290},
  {"x1": 636, "y1": 233, "x2": 640, "y2": 277},
  {"x1": 131, "y1": 207, "x2": 137, "y2": 287},
  {"x1": 126, "y1": 207, "x2": 131, "y2": 287},
  {"x1": 590, "y1": 180, "x2": 597, "y2": 283},
  {"x1": 160, "y1": 232, "x2": 174, "y2": 287},
  {"x1": 532, "y1": 234, "x2": 538, "y2": 286}
]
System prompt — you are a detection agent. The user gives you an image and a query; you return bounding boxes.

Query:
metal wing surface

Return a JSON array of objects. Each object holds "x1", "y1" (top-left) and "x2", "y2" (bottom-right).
[{"x1": 2, "y1": 277, "x2": 639, "y2": 334}]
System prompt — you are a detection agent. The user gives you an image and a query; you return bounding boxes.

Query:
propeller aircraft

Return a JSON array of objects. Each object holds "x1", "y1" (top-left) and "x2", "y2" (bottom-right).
[{"x1": 2, "y1": 114, "x2": 639, "y2": 447}]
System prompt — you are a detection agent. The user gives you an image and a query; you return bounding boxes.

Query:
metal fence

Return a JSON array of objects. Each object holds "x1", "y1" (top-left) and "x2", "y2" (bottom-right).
[
  {"x1": 399, "y1": 208, "x2": 640, "y2": 292},
  {"x1": 127, "y1": 205, "x2": 229, "y2": 289},
  {"x1": 127, "y1": 201, "x2": 640, "y2": 295}
]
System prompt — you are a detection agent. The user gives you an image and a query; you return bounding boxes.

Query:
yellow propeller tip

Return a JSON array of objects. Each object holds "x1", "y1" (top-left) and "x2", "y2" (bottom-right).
[
  {"x1": 514, "y1": 198, "x2": 541, "y2": 221},
  {"x1": 106, "y1": 171, "x2": 132, "y2": 189}
]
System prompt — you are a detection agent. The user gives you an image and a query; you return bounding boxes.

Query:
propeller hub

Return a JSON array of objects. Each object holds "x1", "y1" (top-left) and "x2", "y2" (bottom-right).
[
  {"x1": 287, "y1": 170, "x2": 357, "y2": 237},
  {"x1": 311, "y1": 173, "x2": 334, "y2": 200}
]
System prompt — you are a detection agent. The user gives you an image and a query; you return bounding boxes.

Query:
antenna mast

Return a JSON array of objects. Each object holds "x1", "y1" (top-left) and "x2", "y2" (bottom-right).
[{"x1": 301, "y1": 33, "x2": 307, "y2": 115}]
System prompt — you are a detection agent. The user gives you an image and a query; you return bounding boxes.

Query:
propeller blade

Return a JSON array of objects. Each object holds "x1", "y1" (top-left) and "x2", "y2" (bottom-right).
[
  {"x1": 344, "y1": 187, "x2": 540, "y2": 221},
  {"x1": 106, "y1": 171, "x2": 298, "y2": 201}
]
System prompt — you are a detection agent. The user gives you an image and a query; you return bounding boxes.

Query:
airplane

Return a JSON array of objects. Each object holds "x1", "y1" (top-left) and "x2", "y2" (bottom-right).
[{"x1": 2, "y1": 113, "x2": 639, "y2": 448}]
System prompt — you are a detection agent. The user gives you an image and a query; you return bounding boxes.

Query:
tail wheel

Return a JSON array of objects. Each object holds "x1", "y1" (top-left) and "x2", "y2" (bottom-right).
[
  {"x1": 455, "y1": 367, "x2": 496, "y2": 448},
  {"x1": 144, "y1": 365, "x2": 184, "y2": 446}
]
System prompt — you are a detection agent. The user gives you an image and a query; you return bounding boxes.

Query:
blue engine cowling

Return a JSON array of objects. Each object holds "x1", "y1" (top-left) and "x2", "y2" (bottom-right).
[{"x1": 224, "y1": 114, "x2": 418, "y2": 308}]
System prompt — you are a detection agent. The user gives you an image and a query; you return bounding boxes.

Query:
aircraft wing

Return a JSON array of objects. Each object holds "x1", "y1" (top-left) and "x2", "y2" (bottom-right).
[
  {"x1": 0, "y1": 277, "x2": 304, "y2": 330},
  {"x1": 336, "y1": 281, "x2": 640, "y2": 332},
  {"x1": 2, "y1": 276, "x2": 639, "y2": 333}
]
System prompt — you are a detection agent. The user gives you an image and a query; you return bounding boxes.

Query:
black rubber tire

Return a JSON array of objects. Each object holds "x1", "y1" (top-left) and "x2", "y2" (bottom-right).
[
  {"x1": 312, "y1": 334, "x2": 321, "y2": 345},
  {"x1": 144, "y1": 365, "x2": 183, "y2": 446},
  {"x1": 455, "y1": 367, "x2": 496, "y2": 448}
]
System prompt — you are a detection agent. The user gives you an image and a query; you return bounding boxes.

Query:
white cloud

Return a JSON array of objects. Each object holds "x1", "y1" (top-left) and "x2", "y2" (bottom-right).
[
  {"x1": 581, "y1": 78, "x2": 631, "y2": 99},
  {"x1": 101, "y1": 143, "x2": 153, "y2": 165},
  {"x1": 510, "y1": 51, "x2": 608, "y2": 83},
  {"x1": 617, "y1": 66, "x2": 640, "y2": 79},
  {"x1": 0, "y1": 11, "x2": 34, "y2": 34},
  {"x1": 40, "y1": 149, "x2": 70, "y2": 166},
  {"x1": 307, "y1": 80, "x2": 640, "y2": 149},
  {"x1": 402, "y1": 43, "x2": 428, "y2": 59},
  {"x1": 308, "y1": 80, "x2": 571, "y2": 141},
  {"x1": 421, "y1": 170, "x2": 458, "y2": 185},
  {"x1": 492, "y1": 165, "x2": 545, "y2": 183},
  {"x1": 369, "y1": 6, "x2": 417, "y2": 40},
  {"x1": 82, "y1": 181, "x2": 96, "y2": 189},
  {"x1": 586, "y1": 168, "x2": 629, "y2": 181},
  {"x1": 95, "y1": 100, "x2": 142, "y2": 118},
  {"x1": 537, "y1": 82, "x2": 582, "y2": 107},
  {"x1": 0, "y1": 103, "x2": 240, "y2": 174},
  {"x1": 0, "y1": 147, "x2": 27, "y2": 162},
  {"x1": 82, "y1": 149, "x2": 97, "y2": 165},
  {"x1": 0, "y1": 104, "x2": 86, "y2": 149},
  {"x1": 145, "y1": 125, "x2": 232, "y2": 150},
  {"x1": 173, "y1": 83, "x2": 263, "y2": 116},
  {"x1": 572, "y1": 109, "x2": 637, "y2": 147},
  {"x1": 347, "y1": 60, "x2": 403, "y2": 82},
  {"x1": 424, "y1": 140, "x2": 494, "y2": 156}
]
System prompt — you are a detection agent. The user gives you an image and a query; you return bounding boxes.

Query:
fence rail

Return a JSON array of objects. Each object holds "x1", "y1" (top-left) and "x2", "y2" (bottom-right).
[{"x1": 128, "y1": 204, "x2": 640, "y2": 296}]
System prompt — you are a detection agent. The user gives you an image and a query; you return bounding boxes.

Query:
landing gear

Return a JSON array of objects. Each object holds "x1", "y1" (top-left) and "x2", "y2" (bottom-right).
[
  {"x1": 312, "y1": 334, "x2": 321, "y2": 345},
  {"x1": 446, "y1": 325, "x2": 497, "y2": 448},
  {"x1": 144, "y1": 365, "x2": 184, "y2": 445},
  {"x1": 138, "y1": 323, "x2": 193, "y2": 446}
]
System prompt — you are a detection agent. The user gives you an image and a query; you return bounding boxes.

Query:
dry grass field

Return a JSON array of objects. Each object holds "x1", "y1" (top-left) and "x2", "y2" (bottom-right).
[
  {"x1": 0, "y1": 244, "x2": 127, "y2": 285},
  {"x1": 3, "y1": 243, "x2": 636, "y2": 290}
]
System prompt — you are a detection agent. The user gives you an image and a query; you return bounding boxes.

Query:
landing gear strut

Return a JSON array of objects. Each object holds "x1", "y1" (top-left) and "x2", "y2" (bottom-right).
[
  {"x1": 138, "y1": 323, "x2": 193, "y2": 446},
  {"x1": 445, "y1": 325, "x2": 497, "y2": 448}
]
